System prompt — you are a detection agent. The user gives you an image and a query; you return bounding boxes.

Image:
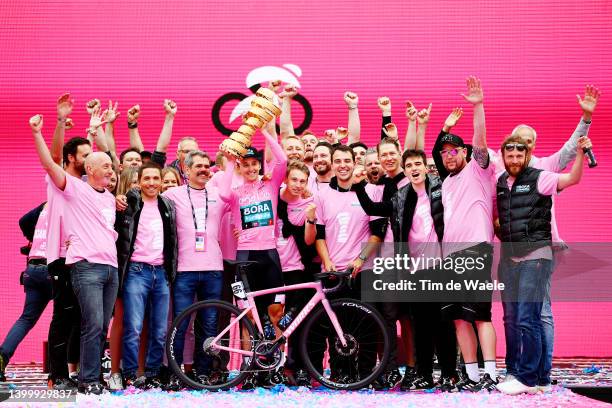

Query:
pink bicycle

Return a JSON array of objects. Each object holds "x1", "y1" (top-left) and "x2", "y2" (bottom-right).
[{"x1": 166, "y1": 260, "x2": 390, "y2": 390}]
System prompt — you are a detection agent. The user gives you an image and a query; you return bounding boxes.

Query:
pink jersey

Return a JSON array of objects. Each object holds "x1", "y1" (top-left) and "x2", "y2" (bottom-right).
[
  {"x1": 276, "y1": 195, "x2": 313, "y2": 272},
  {"x1": 442, "y1": 159, "x2": 495, "y2": 256},
  {"x1": 314, "y1": 184, "x2": 378, "y2": 271},
  {"x1": 130, "y1": 200, "x2": 164, "y2": 265},
  {"x1": 307, "y1": 173, "x2": 331, "y2": 194},
  {"x1": 61, "y1": 175, "x2": 118, "y2": 267},
  {"x1": 163, "y1": 184, "x2": 229, "y2": 272},
  {"x1": 409, "y1": 189, "x2": 442, "y2": 260},
  {"x1": 45, "y1": 175, "x2": 68, "y2": 263},
  {"x1": 211, "y1": 170, "x2": 243, "y2": 260},
  {"x1": 29, "y1": 205, "x2": 49, "y2": 259}
]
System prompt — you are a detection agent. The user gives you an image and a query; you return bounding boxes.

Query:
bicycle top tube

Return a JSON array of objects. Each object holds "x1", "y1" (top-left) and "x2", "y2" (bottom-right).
[{"x1": 245, "y1": 280, "x2": 323, "y2": 300}]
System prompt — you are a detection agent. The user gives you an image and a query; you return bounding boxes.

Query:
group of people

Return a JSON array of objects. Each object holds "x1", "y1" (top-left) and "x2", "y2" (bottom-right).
[{"x1": 0, "y1": 78, "x2": 599, "y2": 396}]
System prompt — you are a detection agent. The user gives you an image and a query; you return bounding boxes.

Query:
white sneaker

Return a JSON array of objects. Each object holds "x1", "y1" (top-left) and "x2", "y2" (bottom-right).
[
  {"x1": 107, "y1": 372, "x2": 124, "y2": 390},
  {"x1": 497, "y1": 378, "x2": 538, "y2": 395},
  {"x1": 503, "y1": 374, "x2": 516, "y2": 383}
]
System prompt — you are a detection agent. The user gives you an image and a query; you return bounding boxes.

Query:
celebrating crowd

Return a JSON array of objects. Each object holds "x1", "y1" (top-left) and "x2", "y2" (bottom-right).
[{"x1": 0, "y1": 77, "x2": 600, "y2": 396}]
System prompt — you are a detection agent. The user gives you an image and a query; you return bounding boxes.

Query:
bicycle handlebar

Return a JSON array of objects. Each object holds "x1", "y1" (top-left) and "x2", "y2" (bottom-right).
[{"x1": 315, "y1": 268, "x2": 354, "y2": 295}]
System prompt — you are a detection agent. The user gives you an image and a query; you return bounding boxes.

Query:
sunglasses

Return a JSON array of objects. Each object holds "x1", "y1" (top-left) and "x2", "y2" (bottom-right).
[
  {"x1": 504, "y1": 143, "x2": 527, "y2": 152},
  {"x1": 440, "y1": 148, "x2": 463, "y2": 157}
]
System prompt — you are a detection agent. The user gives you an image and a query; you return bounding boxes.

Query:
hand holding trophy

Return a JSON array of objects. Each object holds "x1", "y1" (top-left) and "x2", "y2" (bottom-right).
[{"x1": 220, "y1": 87, "x2": 282, "y2": 157}]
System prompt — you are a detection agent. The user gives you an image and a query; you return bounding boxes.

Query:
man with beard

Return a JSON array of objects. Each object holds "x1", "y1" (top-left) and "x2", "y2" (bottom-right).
[
  {"x1": 163, "y1": 151, "x2": 230, "y2": 387},
  {"x1": 365, "y1": 148, "x2": 383, "y2": 184},
  {"x1": 307, "y1": 141, "x2": 334, "y2": 193},
  {"x1": 431, "y1": 77, "x2": 498, "y2": 392},
  {"x1": 32, "y1": 113, "x2": 118, "y2": 395},
  {"x1": 496, "y1": 135, "x2": 588, "y2": 395}
]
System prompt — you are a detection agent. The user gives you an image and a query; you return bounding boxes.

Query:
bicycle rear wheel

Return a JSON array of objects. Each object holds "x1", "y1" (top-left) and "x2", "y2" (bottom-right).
[
  {"x1": 166, "y1": 300, "x2": 256, "y2": 390},
  {"x1": 299, "y1": 298, "x2": 390, "y2": 390}
]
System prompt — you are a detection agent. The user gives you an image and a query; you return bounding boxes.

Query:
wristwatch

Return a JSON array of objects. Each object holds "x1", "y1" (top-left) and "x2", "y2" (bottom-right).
[
  {"x1": 306, "y1": 218, "x2": 317, "y2": 225},
  {"x1": 358, "y1": 254, "x2": 368, "y2": 262}
]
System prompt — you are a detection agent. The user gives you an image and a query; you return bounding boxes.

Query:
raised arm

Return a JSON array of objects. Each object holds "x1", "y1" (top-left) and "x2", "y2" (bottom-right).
[
  {"x1": 442, "y1": 107, "x2": 463, "y2": 134},
  {"x1": 217, "y1": 154, "x2": 236, "y2": 203},
  {"x1": 263, "y1": 114, "x2": 278, "y2": 166},
  {"x1": 31, "y1": 115, "x2": 66, "y2": 190},
  {"x1": 462, "y1": 76, "x2": 488, "y2": 167},
  {"x1": 103, "y1": 100, "x2": 120, "y2": 166},
  {"x1": 416, "y1": 103, "x2": 432, "y2": 151},
  {"x1": 51, "y1": 93, "x2": 74, "y2": 165},
  {"x1": 345, "y1": 92, "x2": 361, "y2": 145},
  {"x1": 127, "y1": 105, "x2": 144, "y2": 152},
  {"x1": 156, "y1": 99, "x2": 177, "y2": 152},
  {"x1": 403, "y1": 101, "x2": 418, "y2": 150},
  {"x1": 557, "y1": 85, "x2": 600, "y2": 170},
  {"x1": 557, "y1": 137, "x2": 589, "y2": 190},
  {"x1": 279, "y1": 85, "x2": 297, "y2": 138},
  {"x1": 88, "y1": 107, "x2": 109, "y2": 153},
  {"x1": 262, "y1": 127, "x2": 287, "y2": 185},
  {"x1": 378, "y1": 97, "x2": 392, "y2": 140}
]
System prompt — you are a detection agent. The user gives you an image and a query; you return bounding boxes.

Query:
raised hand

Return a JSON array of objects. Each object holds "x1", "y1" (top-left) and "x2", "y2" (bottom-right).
[
  {"x1": 461, "y1": 76, "x2": 484, "y2": 105},
  {"x1": 127, "y1": 105, "x2": 141, "y2": 123},
  {"x1": 383, "y1": 123, "x2": 398, "y2": 140},
  {"x1": 57, "y1": 93, "x2": 74, "y2": 120},
  {"x1": 65, "y1": 118, "x2": 74, "y2": 130},
  {"x1": 86, "y1": 99, "x2": 101, "y2": 115},
  {"x1": 103, "y1": 100, "x2": 120, "y2": 123},
  {"x1": 405, "y1": 101, "x2": 418, "y2": 122},
  {"x1": 444, "y1": 107, "x2": 463, "y2": 132},
  {"x1": 352, "y1": 165, "x2": 367, "y2": 184},
  {"x1": 417, "y1": 103, "x2": 433, "y2": 125},
  {"x1": 336, "y1": 126, "x2": 349, "y2": 140},
  {"x1": 267, "y1": 80, "x2": 282, "y2": 93},
  {"x1": 279, "y1": 84, "x2": 298, "y2": 99},
  {"x1": 89, "y1": 106, "x2": 108, "y2": 131},
  {"x1": 577, "y1": 84, "x2": 601, "y2": 121},
  {"x1": 344, "y1": 91, "x2": 359, "y2": 109},
  {"x1": 305, "y1": 203, "x2": 317, "y2": 221},
  {"x1": 29, "y1": 114, "x2": 43, "y2": 132},
  {"x1": 378, "y1": 97, "x2": 391, "y2": 115},
  {"x1": 163, "y1": 99, "x2": 177, "y2": 117},
  {"x1": 324, "y1": 129, "x2": 337, "y2": 144}
]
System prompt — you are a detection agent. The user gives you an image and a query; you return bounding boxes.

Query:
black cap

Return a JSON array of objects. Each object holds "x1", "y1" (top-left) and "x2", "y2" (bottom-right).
[
  {"x1": 242, "y1": 147, "x2": 260, "y2": 160},
  {"x1": 439, "y1": 133, "x2": 466, "y2": 148}
]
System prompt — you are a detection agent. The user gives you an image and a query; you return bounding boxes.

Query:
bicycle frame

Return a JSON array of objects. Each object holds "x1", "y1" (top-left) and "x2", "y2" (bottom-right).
[{"x1": 210, "y1": 280, "x2": 348, "y2": 357}]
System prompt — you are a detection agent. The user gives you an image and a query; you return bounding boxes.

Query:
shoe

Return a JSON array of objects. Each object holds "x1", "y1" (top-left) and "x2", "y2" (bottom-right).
[
  {"x1": 406, "y1": 375, "x2": 434, "y2": 391},
  {"x1": 472, "y1": 373, "x2": 499, "y2": 392},
  {"x1": 107, "y1": 372, "x2": 124, "y2": 390},
  {"x1": 503, "y1": 373, "x2": 516, "y2": 383},
  {"x1": 162, "y1": 374, "x2": 182, "y2": 392},
  {"x1": 0, "y1": 354, "x2": 6, "y2": 382},
  {"x1": 370, "y1": 374, "x2": 388, "y2": 391},
  {"x1": 436, "y1": 375, "x2": 458, "y2": 392},
  {"x1": 386, "y1": 369, "x2": 402, "y2": 389},
  {"x1": 52, "y1": 377, "x2": 77, "y2": 391},
  {"x1": 206, "y1": 370, "x2": 229, "y2": 386},
  {"x1": 294, "y1": 369, "x2": 311, "y2": 387},
  {"x1": 399, "y1": 367, "x2": 418, "y2": 391},
  {"x1": 144, "y1": 376, "x2": 163, "y2": 390},
  {"x1": 497, "y1": 378, "x2": 538, "y2": 395},
  {"x1": 78, "y1": 382, "x2": 106, "y2": 395},
  {"x1": 241, "y1": 373, "x2": 259, "y2": 390},
  {"x1": 263, "y1": 369, "x2": 288, "y2": 388},
  {"x1": 450, "y1": 374, "x2": 479, "y2": 392},
  {"x1": 537, "y1": 383, "x2": 553, "y2": 393},
  {"x1": 125, "y1": 375, "x2": 146, "y2": 389}
]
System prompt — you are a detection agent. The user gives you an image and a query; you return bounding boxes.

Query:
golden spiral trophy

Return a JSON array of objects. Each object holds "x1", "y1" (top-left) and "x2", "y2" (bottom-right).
[{"x1": 220, "y1": 87, "x2": 282, "y2": 157}]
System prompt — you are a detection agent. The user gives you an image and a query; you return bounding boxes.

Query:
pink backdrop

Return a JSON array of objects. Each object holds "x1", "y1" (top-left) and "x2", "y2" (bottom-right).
[{"x1": 1, "y1": 0, "x2": 611, "y2": 362}]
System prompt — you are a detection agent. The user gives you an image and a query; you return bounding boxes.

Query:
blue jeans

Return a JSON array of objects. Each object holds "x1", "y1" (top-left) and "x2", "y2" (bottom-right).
[
  {"x1": 0, "y1": 264, "x2": 52, "y2": 360},
  {"x1": 540, "y1": 275, "x2": 554, "y2": 385},
  {"x1": 500, "y1": 258, "x2": 552, "y2": 387},
  {"x1": 122, "y1": 262, "x2": 169, "y2": 378},
  {"x1": 71, "y1": 261, "x2": 118, "y2": 384},
  {"x1": 172, "y1": 271, "x2": 222, "y2": 373}
]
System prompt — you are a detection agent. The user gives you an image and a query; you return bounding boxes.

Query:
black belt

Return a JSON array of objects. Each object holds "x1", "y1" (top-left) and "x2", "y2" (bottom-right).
[{"x1": 28, "y1": 258, "x2": 47, "y2": 265}]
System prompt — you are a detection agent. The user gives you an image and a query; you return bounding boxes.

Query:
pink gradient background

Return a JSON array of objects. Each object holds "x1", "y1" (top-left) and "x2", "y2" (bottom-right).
[{"x1": 1, "y1": 1, "x2": 611, "y2": 362}]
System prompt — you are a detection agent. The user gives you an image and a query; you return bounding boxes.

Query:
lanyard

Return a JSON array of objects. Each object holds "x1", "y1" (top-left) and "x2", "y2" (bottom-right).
[{"x1": 186, "y1": 185, "x2": 208, "y2": 232}]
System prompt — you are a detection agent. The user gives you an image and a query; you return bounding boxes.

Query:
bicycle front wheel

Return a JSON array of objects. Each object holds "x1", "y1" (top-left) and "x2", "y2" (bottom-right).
[
  {"x1": 166, "y1": 300, "x2": 256, "y2": 390},
  {"x1": 299, "y1": 298, "x2": 390, "y2": 390}
]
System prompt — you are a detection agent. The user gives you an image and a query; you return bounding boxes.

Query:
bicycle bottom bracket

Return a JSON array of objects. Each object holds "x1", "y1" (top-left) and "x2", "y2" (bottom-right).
[
  {"x1": 334, "y1": 333, "x2": 359, "y2": 357},
  {"x1": 203, "y1": 337, "x2": 220, "y2": 356},
  {"x1": 254, "y1": 341, "x2": 283, "y2": 370}
]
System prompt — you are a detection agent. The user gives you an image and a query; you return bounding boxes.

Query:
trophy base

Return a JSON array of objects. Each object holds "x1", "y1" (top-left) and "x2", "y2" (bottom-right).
[{"x1": 220, "y1": 138, "x2": 248, "y2": 158}]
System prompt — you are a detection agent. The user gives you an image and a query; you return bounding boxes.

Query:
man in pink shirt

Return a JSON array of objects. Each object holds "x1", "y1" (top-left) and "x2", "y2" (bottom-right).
[
  {"x1": 431, "y1": 77, "x2": 498, "y2": 392},
  {"x1": 163, "y1": 150, "x2": 229, "y2": 385},
  {"x1": 31, "y1": 114, "x2": 118, "y2": 395},
  {"x1": 496, "y1": 135, "x2": 589, "y2": 395}
]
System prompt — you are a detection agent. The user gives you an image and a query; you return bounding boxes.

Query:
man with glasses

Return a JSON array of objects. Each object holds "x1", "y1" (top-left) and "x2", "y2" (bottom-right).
[
  {"x1": 431, "y1": 77, "x2": 498, "y2": 392},
  {"x1": 171, "y1": 137, "x2": 200, "y2": 183}
]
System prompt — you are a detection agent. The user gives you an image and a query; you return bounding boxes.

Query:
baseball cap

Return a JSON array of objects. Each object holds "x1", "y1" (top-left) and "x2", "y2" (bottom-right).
[
  {"x1": 242, "y1": 147, "x2": 261, "y2": 160},
  {"x1": 439, "y1": 133, "x2": 466, "y2": 148}
]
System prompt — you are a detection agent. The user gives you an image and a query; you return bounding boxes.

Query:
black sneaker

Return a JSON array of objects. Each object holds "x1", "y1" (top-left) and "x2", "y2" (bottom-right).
[
  {"x1": 399, "y1": 367, "x2": 418, "y2": 391},
  {"x1": 436, "y1": 375, "x2": 458, "y2": 392},
  {"x1": 294, "y1": 369, "x2": 311, "y2": 387},
  {"x1": 370, "y1": 374, "x2": 388, "y2": 391},
  {"x1": 144, "y1": 376, "x2": 163, "y2": 390},
  {"x1": 0, "y1": 354, "x2": 7, "y2": 382},
  {"x1": 125, "y1": 375, "x2": 146, "y2": 389},
  {"x1": 472, "y1": 373, "x2": 499, "y2": 392},
  {"x1": 386, "y1": 369, "x2": 403, "y2": 389},
  {"x1": 406, "y1": 375, "x2": 435, "y2": 391},
  {"x1": 206, "y1": 369, "x2": 229, "y2": 386},
  {"x1": 78, "y1": 382, "x2": 106, "y2": 395},
  {"x1": 263, "y1": 369, "x2": 287, "y2": 388},
  {"x1": 162, "y1": 374, "x2": 182, "y2": 392},
  {"x1": 52, "y1": 377, "x2": 77, "y2": 391},
  {"x1": 450, "y1": 374, "x2": 479, "y2": 392}
]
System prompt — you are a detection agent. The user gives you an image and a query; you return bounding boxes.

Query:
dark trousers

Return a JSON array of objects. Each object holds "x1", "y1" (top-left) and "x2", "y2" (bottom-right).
[
  {"x1": 47, "y1": 259, "x2": 81, "y2": 381},
  {"x1": 283, "y1": 270, "x2": 314, "y2": 370},
  {"x1": 412, "y1": 302, "x2": 457, "y2": 378}
]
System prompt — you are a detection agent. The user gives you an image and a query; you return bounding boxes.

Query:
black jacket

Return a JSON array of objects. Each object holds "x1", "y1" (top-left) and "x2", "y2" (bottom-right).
[{"x1": 115, "y1": 189, "x2": 178, "y2": 290}]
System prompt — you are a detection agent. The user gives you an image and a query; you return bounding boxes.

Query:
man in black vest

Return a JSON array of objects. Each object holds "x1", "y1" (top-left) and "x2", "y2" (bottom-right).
[{"x1": 496, "y1": 134, "x2": 589, "y2": 395}]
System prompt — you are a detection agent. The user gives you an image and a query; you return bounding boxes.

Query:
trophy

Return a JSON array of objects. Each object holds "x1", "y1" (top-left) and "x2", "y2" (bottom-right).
[{"x1": 220, "y1": 87, "x2": 282, "y2": 157}]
